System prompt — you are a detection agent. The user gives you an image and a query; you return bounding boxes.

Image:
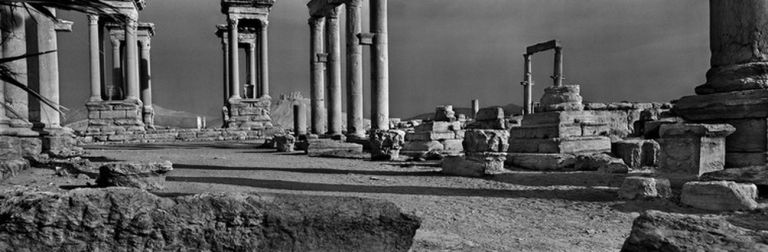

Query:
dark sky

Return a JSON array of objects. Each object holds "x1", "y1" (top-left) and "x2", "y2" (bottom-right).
[{"x1": 57, "y1": 0, "x2": 710, "y2": 119}]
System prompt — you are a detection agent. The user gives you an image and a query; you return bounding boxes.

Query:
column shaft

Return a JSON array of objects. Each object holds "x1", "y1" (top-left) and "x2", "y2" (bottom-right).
[
  {"x1": 346, "y1": 1, "x2": 364, "y2": 137},
  {"x1": 111, "y1": 38, "x2": 122, "y2": 100},
  {"x1": 553, "y1": 47, "x2": 563, "y2": 87},
  {"x1": 294, "y1": 103, "x2": 308, "y2": 136},
  {"x1": 471, "y1": 99, "x2": 479, "y2": 119},
  {"x1": 88, "y1": 15, "x2": 102, "y2": 101},
  {"x1": 371, "y1": 0, "x2": 390, "y2": 130},
  {"x1": 222, "y1": 41, "x2": 230, "y2": 103},
  {"x1": 228, "y1": 18, "x2": 241, "y2": 100},
  {"x1": 2, "y1": 6, "x2": 29, "y2": 122},
  {"x1": 248, "y1": 42, "x2": 257, "y2": 98},
  {"x1": 259, "y1": 21, "x2": 269, "y2": 98},
  {"x1": 309, "y1": 17, "x2": 327, "y2": 135},
  {"x1": 326, "y1": 10, "x2": 342, "y2": 136},
  {"x1": 140, "y1": 40, "x2": 153, "y2": 127},
  {"x1": 124, "y1": 19, "x2": 140, "y2": 101},
  {"x1": 523, "y1": 54, "x2": 533, "y2": 115},
  {"x1": 37, "y1": 8, "x2": 61, "y2": 128}
]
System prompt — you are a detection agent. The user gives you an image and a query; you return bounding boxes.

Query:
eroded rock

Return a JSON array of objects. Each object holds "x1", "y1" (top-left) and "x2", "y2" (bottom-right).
[
  {"x1": 95, "y1": 161, "x2": 173, "y2": 190},
  {"x1": 681, "y1": 181, "x2": 759, "y2": 211},
  {"x1": 618, "y1": 177, "x2": 672, "y2": 200},
  {"x1": 274, "y1": 134, "x2": 296, "y2": 152},
  {"x1": 370, "y1": 129, "x2": 406, "y2": 161},
  {"x1": 575, "y1": 153, "x2": 630, "y2": 173}
]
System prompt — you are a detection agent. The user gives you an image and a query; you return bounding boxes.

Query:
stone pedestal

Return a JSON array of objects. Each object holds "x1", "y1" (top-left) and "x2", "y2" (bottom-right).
[
  {"x1": 467, "y1": 106, "x2": 505, "y2": 129},
  {"x1": 612, "y1": 139, "x2": 660, "y2": 169},
  {"x1": 369, "y1": 129, "x2": 405, "y2": 161},
  {"x1": 226, "y1": 98, "x2": 272, "y2": 130},
  {"x1": 274, "y1": 134, "x2": 296, "y2": 152},
  {"x1": 537, "y1": 85, "x2": 584, "y2": 112},
  {"x1": 86, "y1": 100, "x2": 145, "y2": 135},
  {"x1": 658, "y1": 123, "x2": 735, "y2": 177},
  {"x1": 402, "y1": 121, "x2": 464, "y2": 158}
]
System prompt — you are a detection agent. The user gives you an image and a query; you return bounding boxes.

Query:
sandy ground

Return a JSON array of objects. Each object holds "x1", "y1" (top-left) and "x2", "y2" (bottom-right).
[{"x1": 1, "y1": 141, "x2": 707, "y2": 251}]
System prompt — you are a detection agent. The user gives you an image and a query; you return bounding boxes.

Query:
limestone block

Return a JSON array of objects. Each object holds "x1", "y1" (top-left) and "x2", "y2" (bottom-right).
[
  {"x1": 465, "y1": 152, "x2": 507, "y2": 175},
  {"x1": 274, "y1": 134, "x2": 296, "y2": 152},
  {"x1": 369, "y1": 130, "x2": 406, "y2": 161},
  {"x1": 475, "y1": 107, "x2": 505, "y2": 121},
  {"x1": 440, "y1": 139, "x2": 464, "y2": 152},
  {"x1": 574, "y1": 153, "x2": 630, "y2": 173},
  {"x1": 0, "y1": 158, "x2": 30, "y2": 181},
  {"x1": 18, "y1": 137, "x2": 42, "y2": 158},
  {"x1": 96, "y1": 161, "x2": 173, "y2": 190},
  {"x1": 643, "y1": 117, "x2": 682, "y2": 139},
  {"x1": 99, "y1": 110, "x2": 127, "y2": 119},
  {"x1": 505, "y1": 153, "x2": 576, "y2": 171},
  {"x1": 613, "y1": 139, "x2": 660, "y2": 169},
  {"x1": 462, "y1": 129, "x2": 509, "y2": 153},
  {"x1": 725, "y1": 118, "x2": 767, "y2": 153},
  {"x1": 508, "y1": 136, "x2": 611, "y2": 154},
  {"x1": 658, "y1": 124, "x2": 735, "y2": 176},
  {"x1": 617, "y1": 177, "x2": 672, "y2": 200},
  {"x1": 405, "y1": 132, "x2": 459, "y2": 142},
  {"x1": 673, "y1": 89, "x2": 768, "y2": 121},
  {"x1": 434, "y1": 105, "x2": 456, "y2": 122},
  {"x1": 660, "y1": 123, "x2": 736, "y2": 138},
  {"x1": 0, "y1": 136, "x2": 21, "y2": 160},
  {"x1": 414, "y1": 121, "x2": 461, "y2": 133},
  {"x1": 306, "y1": 139, "x2": 364, "y2": 157},
  {"x1": 114, "y1": 118, "x2": 144, "y2": 126},
  {"x1": 401, "y1": 141, "x2": 443, "y2": 156},
  {"x1": 88, "y1": 119, "x2": 113, "y2": 126},
  {"x1": 441, "y1": 153, "x2": 506, "y2": 177},
  {"x1": 509, "y1": 124, "x2": 582, "y2": 139},
  {"x1": 681, "y1": 181, "x2": 759, "y2": 211},
  {"x1": 701, "y1": 166, "x2": 768, "y2": 187},
  {"x1": 538, "y1": 85, "x2": 584, "y2": 112}
]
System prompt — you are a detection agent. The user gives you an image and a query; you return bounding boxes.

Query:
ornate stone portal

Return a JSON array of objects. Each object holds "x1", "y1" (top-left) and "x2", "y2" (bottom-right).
[
  {"x1": 673, "y1": 0, "x2": 768, "y2": 167},
  {"x1": 218, "y1": 0, "x2": 273, "y2": 130}
]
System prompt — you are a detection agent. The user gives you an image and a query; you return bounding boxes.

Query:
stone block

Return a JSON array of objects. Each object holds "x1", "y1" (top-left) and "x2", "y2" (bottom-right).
[
  {"x1": 274, "y1": 134, "x2": 296, "y2": 152},
  {"x1": 509, "y1": 124, "x2": 582, "y2": 139},
  {"x1": 508, "y1": 136, "x2": 611, "y2": 154},
  {"x1": 575, "y1": 153, "x2": 630, "y2": 173},
  {"x1": 441, "y1": 153, "x2": 506, "y2": 177},
  {"x1": 462, "y1": 129, "x2": 509, "y2": 153},
  {"x1": 18, "y1": 137, "x2": 42, "y2": 158},
  {"x1": 725, "y1": 152, "x2": 768, "y2": 168},
  {"x1": 475, "y1": 107, "x2": 505, "y2": 121},
  {"x1": 681, "y1": 181, "x2": 759, "y2": 211},
  {"x1": 613, "y1": 139, "x2": 660, "y2": 169},
  {"x1": 618, "y1": 177, "x2": 672, "y2": 200},
  {"x1": 401, "y1": 141, "x2": 444, "y2": 157},
  {"x1": 538, "y1": 85, "x2": 584, "y2": 112},
  {"x1": 405, "y1": 131, "x2": 460, "y2": 142},
  {"x1": 673, "y1": 89, "x2": 768, "y2": 121},
  {"x1": 440, "y1": 139, "x2": 464, "y2": 152},
  {"x1": 0, "y1": 136, "x2": 21, "y2": 160},
  {"x1": 413, "y1": 121, "x2": 461, "y2": 133},
  {"x1": 306, "y1": 139, "x2": 364, "y2": 157},
  {"x1": 108, "y1": 134, "x2": 134, "y2": 142},
  {"x1": 369, "y1": 130, "x2": 406, "y2": 161},
  {"x1": 88, "y1": 119, "x2": 113, "y2": 126},
  {"x1": 701, "y1": 166, "x2": 768, "y2": 187},
  {"x1": 434, "y1": 105, "x2": 456, "y2": 122},
  {"x1": 643, "y1": 118, "x2": 682, "y2": 139},
  {"x1": 114, "y1": 118, "x2": 144, "y2": 126},
  {"x1": 658, "y1": 124, "x2": 734, "y2": 176},
  {"x1": 99, "y1": 110, "x2": 127, "y2": 119},
  {"x1": 0, "y1": 158, "x2": 30, "y2": 181},
  {"x1": 505, "y1": 153, "x2": 576, "y2": 171},
  {"x1": 660, "y1": 123, "x2": 736, "y2": 138},
  {"x1": 96, "y1": 161, "x2": 173, "y2": 190}
]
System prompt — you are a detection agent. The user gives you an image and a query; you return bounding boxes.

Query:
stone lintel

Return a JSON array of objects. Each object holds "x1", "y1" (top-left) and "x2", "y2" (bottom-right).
[
  {"x1": 92, "y1": 0, "x2": 141, "y2": 20},
  {"x1": 659, "y1": 123, "x2": 736, "y2": 138},
  {"x1": 307, "y1": 0, "x2": 346, "y2": 17},
  {"x1": 106, "y1": 22, "x2": 156, "y2": 40},
  {"x1": 54, "y1": 20, "x2": 73, "y2": 32},
  {"x1": 526, "y1": 40, "x2": 561, "y2": 55},
  {"x1": 358, "y1": 33, "x2": 375, "y2": 45},
  {"x1": 316, "y1": 53, "x2": 329, "y2": 63},
  {"x1": 221, "y1": 0, "x2": 274, "y2": 16}
]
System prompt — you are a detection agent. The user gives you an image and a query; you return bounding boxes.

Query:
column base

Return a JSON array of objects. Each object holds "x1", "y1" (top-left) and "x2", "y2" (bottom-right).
[
  {"x1": 226, "y1": 97, "x2": 272, "y2": 130},
  {"x1": 85, "y1": 99, "x2": 146, "y2": 135},
  {"x1": 696, "y1": 62, "x2": 768, "y2": 95},
  {"x1": 143, "y1": 106, "x2": 155, "y2": 130}
]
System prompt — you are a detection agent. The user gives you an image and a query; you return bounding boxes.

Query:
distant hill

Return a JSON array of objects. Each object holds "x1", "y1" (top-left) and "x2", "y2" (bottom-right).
[{"x1": 405, "y1": 103, "x2": 523, "y2": 121}]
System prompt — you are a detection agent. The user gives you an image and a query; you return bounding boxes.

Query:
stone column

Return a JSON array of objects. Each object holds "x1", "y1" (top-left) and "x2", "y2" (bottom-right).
[
  {"x1": 37, "y1": 8, "x2": 62, "y2": 128},
  {"x1": 228, "y1": 18, "x2": 241, "y2": 100},
  {"x1": 553, "y1": 47, "x2": 563, "y2": 87},
  {"x1": 294, "y1": 103, "x2": 308, "y2": 136},
  {"x1": 326, "y1": 9, "x2": 343, "y2": 136},
  {"x1": 222, "y1": 39, "x2": 230, "y2": 103},
  {"x1": 139, "y1": 40, "x2": 154, "y2": 128},
  {"x1": 471, "y1": 99, "x2": 479, "y2": 119},
  {"x1": 697, "y1": 0, "x2": 768, "y2": 94},
  {"x1": 2, "y1": 6, "x2": 29, "y2": 124},
  {"x1": 309, "y1": 17, "x2": 327, "y2": 135},
  {"x1": 124, "y1": 19, "x2": 140, "y2": 101},
  {"x1": 523, "y1": 54, "x2": 533, "y2": 115},
  {"x1": 247, "y1": 42, "x2": 257, "y2": 98},
  {"x1": 346, "y1": 0, "x2": 364, "y2": 138},
  {"x1": 88, "y1": 15, "x2": 102, "y2": 102},
  {"x1": 259, "y1": 20, "x2": 270, "y2": 98},
  {"x1": 111, "y1": 38, "x2": 122, "y2": 99},
  {"x1": 371, "y1": 0, "x2": 390, "y2": 130}
]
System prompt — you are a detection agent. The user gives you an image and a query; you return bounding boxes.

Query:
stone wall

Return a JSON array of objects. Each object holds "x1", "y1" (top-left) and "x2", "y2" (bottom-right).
[
  {"x1": 78, "y1": 127, "x2": 280, "y2": 144},
  {"x1": 85, "y1": 100, "x2": 145, "y2": 135},
  {"x1": 227, "y1": 98, "x2": 273, "y2": 130}
]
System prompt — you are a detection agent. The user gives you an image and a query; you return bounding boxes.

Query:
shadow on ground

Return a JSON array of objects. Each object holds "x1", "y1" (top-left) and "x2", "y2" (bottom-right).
[
  {"x1": 166, "y1": 176, "x2": 619, "y2": 202},
  {"x1": 173, "y1": 163, "x2": 442, "y2": 177},
  {"x1": 83, "y1": 141, "x2": 266, "y2": 151}
]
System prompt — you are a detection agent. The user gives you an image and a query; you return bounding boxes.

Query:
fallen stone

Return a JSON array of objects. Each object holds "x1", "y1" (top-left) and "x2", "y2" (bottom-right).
[
  {"x1": 660, "y1": 123, "x2": 736, "y2": 138},
  {"x1": 621, "y1": 210, "x2": 768, "y2": 252},
  {"x1": 434, "y1": 105, "x2": 457, "y2": 122},
  {"x1": 370, "y1": 129, "x2": 406, "y2": 161},
  {"x1": 701, "y1": 166, "x2": 768, "y2": 186},
  {"x1": 468, "y1": 107, "x2": 506, "y2": 129},
  {"x1": 95, "y1": 161, "x2": 174, "y2": 190},
  {"x1": 618, "y1": 177, "x2": 672, "y2": 200},
  {"x1": 575, "y1": 153, "x2": 630, "y2": 173},
  {"x1": 462, "y1": 129, "x2": 509, "y2": 153},
  {"x1": 273, "y1": 134, "x2": 296, "y2": 152},
  {"x1": 0, "y1": 187, "x2": 421, "y2": 251},
  {"x1": 441, "y1": 153, "x2": 506, "y2": 177},
  {"x1": 613, "y1": 139, "x2": 660, "y2": 169},
  {"x1": 658, "y1": 123, "x2": 735, "y2": 177},
  {"x1": 0, "y1": 158, "x2": 30, "y2": 181},
  {"x1": 681, "y1": 181, "x2": 759, "y2": 211},
  {"x1": 505, "y1": 153, "x2": 576, "y2": 171},
  {"x1": 306, "y1": 139, "x2": 364, "y2": 157}
]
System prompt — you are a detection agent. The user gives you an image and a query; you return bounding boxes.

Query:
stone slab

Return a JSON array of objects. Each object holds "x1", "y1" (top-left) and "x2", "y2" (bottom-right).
[
  {"x1": 701, "y1": 166, "x2": 768, "y2": 186},
  {"x1": 618, "y1": 177, "x2": 672, "y2": 200},
  {"x1": 658, "y1": 137, "x2": 727, "y2": 176},
  {"x1": 508, "y1": 136, "x2": 611, "y2": 154},
  {"x1": 681, "y1": 181, "x2": 759, "y2": 211},
  {"x1": 463, "y1": 129, "x2": 509, "y2": 153},
  {"x1": 405, "y1": 131, "x2": 461, "y2": 142},
  {"x1": 673, "y1": 89, "x2": 768, "y2": 121},
  {"x1": 505, "y1": 153, "x2": 576, "y2": 171},
  {"x1": 306, "y1": 139, "x2": 364, "y2": 157}
]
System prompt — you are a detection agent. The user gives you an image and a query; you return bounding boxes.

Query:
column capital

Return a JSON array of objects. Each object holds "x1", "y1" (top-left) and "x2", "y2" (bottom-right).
[
  {"x1": 88, "y1": 15, "x2": 99, "y2": 24},
  {"x1": 248, "y1": 42, "x2": 256, "y2": 50},
  {"x1": 228, "y1": 17, "x2": 239, "y2": 26},
  {"x1": 308, "y1": 17, "x2": 325, "y2": 27},
  {"x1": 259, "y1": 19, "x2": 269, "y2": 29},
  {"x1": 110, "y1": 37, "x2": 121, "y2": 46},
  {"x1": 139, "y1": 40, "x2": 151, "y2": 50},
  {"x1": 326, "y1": 6, "x2": 341, "y2": 19},
  {"x1": 347, "y1": 0, "x2": 363, "y2": 7}
]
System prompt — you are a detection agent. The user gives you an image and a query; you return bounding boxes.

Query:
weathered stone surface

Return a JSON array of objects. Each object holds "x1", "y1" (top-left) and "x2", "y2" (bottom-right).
[
  {"x1": 508, "y1": 136, "x2": 611, "y2": 154},
  {"x1": 18, "y1": 137, "x2": 42, "y2": 158},
  {"x1": 468, "y1": 107, "x2": 506, "y2": 129},
  {"x1": 612, "y1": 139, "x2": 660, "y2": 169},
  {"x1": 442, "y1": 153, "x2": 506, "y2": 177},
  {"x1": 273, "y1": 134, "x2": 296, "y2": 152},
  {"x1": 405, "y1": 131, "x2": 462, "y2": 142},
  {"x1": 681, "y1": 181, "x2": 759, "y2": 211},
  {"x1": 462, "y1": 129, "x2": 509, "y2": 153},
  {"x1": 621, "y1": 210, "x2": 768, "y2": 252},
  {"x1": 0, "y1": 158, "x2": 30, "y2": 181},
  {"x1": 95, "y1": 161, "x2": 174, "y2": 190},
  {"x1": 538, "y1": 85, "x2": 584, "y2": 112},
  {"x1": 413, "y1": 121, "x2": 461, "y2": 134},
  {"x1": 618, "y1": 177, "x2": 672, "y2": 200},
  {"x1": 659, "y1": 123, "x2": 736, "y2": 138},
  {"x1": 434, "y1": 105, "x2": 456, "y2": 122},
  {"x1": 673, "y1": 89, "x2": 768, "y2": 121},
  {"x1": 370, "y1": 129, "x2": 406, "y2": 161},
  {"x1": 659, "y1": 131, "x2": 729, "y2": 177},
  {"x1": 306, "y1": 139, "x2": 364, "y2": 157},
  {"x1": 43, "y1": 134, "x2": 85, "y2": 158},
  {"x1": 641, "y1": 117, "x2": 681, "y2": 139},
  {"x1": 0, "y1": 187, "x2": 421, "y2": 251},
  {"x1": 701, "y1": 166, "x2": 768, "y2": 186},
  {"x1": 575, "y1": 153, "x2": 630, "y2": 173},
  {"x1": 505, "y1": 153, "x2": 576, "y2": 171}
]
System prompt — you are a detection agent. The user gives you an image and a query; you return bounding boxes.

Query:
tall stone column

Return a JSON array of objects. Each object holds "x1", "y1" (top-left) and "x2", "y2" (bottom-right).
[
  {"x1": 309, "y1": 17, "x2": 327, "y2": 135},
  {"x1": 139, "y1": 40, "x2": 154, "y2": 128},
  {"x1": 88, "y1": 15, "x2": 102, "y2": 102},
  {"x1": 247, "y1": 42, "x2": 257, "y2": 98},
  {"x1": 553, "y1": 47, "x2": 563, "y2": 87},
  {"x1": 522, "y1": 54, "x2": 534, "y2": 115},
  {"x1": 2, "y1": 6, "x2": 29, "y2": 124},
  {"x1": 222, "y1": 39, "x2": 230, "y2": 103},
  {"x1": 110, "y1": 38, "x2": 122, "y2": 100},
  {"x1": 326, "y1": 8, "x2": 343, "y2": 136},
  {"x1": 371, "y1": 0, "x2": 390, "y2": 130},
  {"x1": 471, "y1": 99, "x2": 479, "y2": 119},
  {"x1": 228, "y1": 18, "x2": 241, "y2": 100},
  {"x1": 124, "y1": 19, "x2": 140, "y2": 101},
  {"x1": 259, "y1": 20, "x2": 270, "y2": 98},
  {"x1": 37, "y1": 8, "x2": 62, "y2": 128},
  {"x1": 346, "y1": 0, "x2": 364, "y2": 138},
  {"x1": 294, "y1": 103, "x2": 308, "y2": 136},
  {"x1": 696, "y1": 0, "x2": 768, "y2": 94}
]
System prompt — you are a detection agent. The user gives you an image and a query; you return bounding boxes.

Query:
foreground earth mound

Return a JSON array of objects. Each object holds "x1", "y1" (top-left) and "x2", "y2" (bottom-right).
[
  {"x1": 0, "y1": 187, "x2": 421, "y2": 251},
  {"x1": 621, "y1": 210, "x2": 768, "y2": 252}
]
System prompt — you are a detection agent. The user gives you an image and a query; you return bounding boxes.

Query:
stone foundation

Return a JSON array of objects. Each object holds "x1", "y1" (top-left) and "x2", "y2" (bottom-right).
[
  {"x1": 78, "y1": 128, "x2": 278, "y2": 144},
  {"x1": 86, "y1": 100, "x2": 145, "y2": 134},
  {"x1": 226, "y1": 98, "x2": 273, "y2": 130}
]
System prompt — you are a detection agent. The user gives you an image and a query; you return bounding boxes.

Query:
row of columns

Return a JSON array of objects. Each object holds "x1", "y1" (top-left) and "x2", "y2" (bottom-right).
[
  {"x1": 223, "y1": 19, "x2": 269, "y2": 101},
  {"x1": 520, "y1": 41, "x2": 563, "y2": 115},
  {"x1": 308, "y1": 0, "x2": 389, "y2": 137}
]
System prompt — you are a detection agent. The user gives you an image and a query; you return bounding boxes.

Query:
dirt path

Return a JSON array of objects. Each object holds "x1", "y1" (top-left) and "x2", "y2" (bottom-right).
[{"x1": 3, "y1": 142, "x2": 673, "y2": 251}]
